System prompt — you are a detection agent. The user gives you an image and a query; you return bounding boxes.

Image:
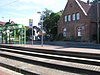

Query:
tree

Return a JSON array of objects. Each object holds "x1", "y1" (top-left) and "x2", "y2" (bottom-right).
[
  {"x1": 42, "y1": 9, "x2": 63, "y2": 40},
  {"x1": 91, "y1": 0, "x2": 100, "y2": 4},
  {"x1": 43, "y1": 8, "x2": 53, "y2": 19}
]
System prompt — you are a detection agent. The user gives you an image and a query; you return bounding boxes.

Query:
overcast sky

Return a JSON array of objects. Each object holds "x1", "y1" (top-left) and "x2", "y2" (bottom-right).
[{"x1": 0, "y1": 0, "x2": 91, "y2": 26}]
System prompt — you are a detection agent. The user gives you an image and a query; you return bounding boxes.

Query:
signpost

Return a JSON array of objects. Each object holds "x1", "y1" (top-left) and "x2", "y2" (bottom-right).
[
  {"x1": 29, "y1": 19, "x2": 33, "y2": 28},
  {"x1": 29, "y1": 19, "x2": 33, "y2": 45}
]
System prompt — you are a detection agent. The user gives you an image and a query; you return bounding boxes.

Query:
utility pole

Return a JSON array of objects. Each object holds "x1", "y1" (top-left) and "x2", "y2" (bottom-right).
[
  {"x1": 37, "y1": 12, "x2": 44, "y2": 47},
  {"x1": 97, "y1": 0, "x2": 100, "y2": 43}
]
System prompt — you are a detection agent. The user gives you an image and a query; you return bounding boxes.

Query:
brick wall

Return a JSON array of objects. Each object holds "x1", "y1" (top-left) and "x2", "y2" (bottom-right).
[{"x1": 57, "y1": 0, "x2": 95, "y2": 42}]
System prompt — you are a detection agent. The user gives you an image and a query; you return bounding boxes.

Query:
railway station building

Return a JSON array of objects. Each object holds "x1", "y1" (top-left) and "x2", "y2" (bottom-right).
[{"x1": 58, "y1": 0, "x2": 100, "y2": 42}]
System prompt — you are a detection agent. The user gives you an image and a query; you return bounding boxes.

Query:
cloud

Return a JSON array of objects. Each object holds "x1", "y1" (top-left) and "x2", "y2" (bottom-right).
[
  {"x1": 5, "y1": 13, "x2": 40, "y2": 26},
  {"x1": 16, "y1": 5, "x2": 35, "y2": 10},
  {"x1": 19, "y1": 0, "x2": 56, "y2": 5},
  {"x1": 18, "y1": 0, "x2": 60, "y2": 9},
  {"x1": 0, "y1": 0, "x2": 89, "y2": 27},
  {"x1": 0, "y1": 0, "x2": 67, "y2": 13},
  {"x1": 0, "y1": 0, "x2": 18, "y2": 7}
]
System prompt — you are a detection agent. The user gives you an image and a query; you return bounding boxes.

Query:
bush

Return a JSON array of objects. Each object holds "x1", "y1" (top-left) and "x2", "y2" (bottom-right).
[{"x1": 57, "y1": 33, "x2": 64, "y2": 41}]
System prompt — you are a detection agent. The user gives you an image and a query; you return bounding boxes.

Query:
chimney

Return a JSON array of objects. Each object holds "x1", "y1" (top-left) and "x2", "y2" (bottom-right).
[{"x1": 87, "y1": 0, "x2": 90, "y2": 4}]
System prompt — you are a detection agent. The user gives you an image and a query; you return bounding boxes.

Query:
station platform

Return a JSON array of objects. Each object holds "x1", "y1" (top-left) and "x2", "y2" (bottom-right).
[
  {"x1": 2, "y1": 43, "x2": 100, "y2": 54},
  {"x1": 0, "y1": 43, "x2": 100, "y2": 75}
]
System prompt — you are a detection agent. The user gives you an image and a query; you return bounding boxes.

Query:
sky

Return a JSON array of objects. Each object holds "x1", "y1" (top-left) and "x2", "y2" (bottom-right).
[{"x1": 0, "y1": 0, "x2": 91, "y2": 26}]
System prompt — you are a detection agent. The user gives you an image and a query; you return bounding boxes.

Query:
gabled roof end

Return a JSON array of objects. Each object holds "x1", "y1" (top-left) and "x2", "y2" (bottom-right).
[{"x1": 75, "y1": 0, "x2": 88, "y2": 16}]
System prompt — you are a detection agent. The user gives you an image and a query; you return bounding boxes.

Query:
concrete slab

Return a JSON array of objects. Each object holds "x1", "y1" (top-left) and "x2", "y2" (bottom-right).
[{"x1": 0, "y1": 66, "x2": 23, "y2": 75}]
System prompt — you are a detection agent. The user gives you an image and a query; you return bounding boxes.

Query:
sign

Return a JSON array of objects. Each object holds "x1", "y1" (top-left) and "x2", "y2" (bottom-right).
[{"x1": 29, "y1": 19, "x2": 33, "y2": 28}]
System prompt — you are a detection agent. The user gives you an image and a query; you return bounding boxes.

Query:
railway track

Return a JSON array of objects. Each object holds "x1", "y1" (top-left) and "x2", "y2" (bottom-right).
[{"x1": 0, "y1": 45, "x2": 100, "y2": 75}]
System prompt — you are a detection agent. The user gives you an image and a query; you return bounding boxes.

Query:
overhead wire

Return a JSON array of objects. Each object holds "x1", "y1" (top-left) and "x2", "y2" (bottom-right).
[{"x1": 0, "y1": 0, "x2": 18, "y2": 7}]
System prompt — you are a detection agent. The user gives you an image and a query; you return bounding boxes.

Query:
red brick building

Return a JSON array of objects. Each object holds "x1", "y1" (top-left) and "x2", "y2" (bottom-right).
[{"x1": 58, "y1": 0, "x2": 100, "y2": 42}]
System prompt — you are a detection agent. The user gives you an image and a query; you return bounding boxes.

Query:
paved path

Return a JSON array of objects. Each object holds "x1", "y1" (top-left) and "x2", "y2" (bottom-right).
[{"x1": 27, "y1": 41, "x2": 100, "y2": 49}]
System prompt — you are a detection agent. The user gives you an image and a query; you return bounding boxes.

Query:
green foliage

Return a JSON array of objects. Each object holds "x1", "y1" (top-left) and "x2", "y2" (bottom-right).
[
  {"x1": 39, "y1": 9, "x2": 63, "y2": 40},
  {"x1": 57, "y1": 33, "x2": 63, "y2": 41},
  {"x1": 91, "y1": 0, "x2": 100, "y2": 4},
  {"x1": 43, "y1": 9, "x2": 62, "y2": 35},
  {"x1": 43, "y1": 8, "x2": 53, "y2": 19}
]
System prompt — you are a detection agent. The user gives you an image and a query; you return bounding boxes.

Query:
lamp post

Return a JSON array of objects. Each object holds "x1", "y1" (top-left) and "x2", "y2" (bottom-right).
[
  {"x1": 97, "y1": 0, "x2": 100, "y2": 43},
  {"x1": 37, "y1": 12, "x2": 44, "y2": 47}
]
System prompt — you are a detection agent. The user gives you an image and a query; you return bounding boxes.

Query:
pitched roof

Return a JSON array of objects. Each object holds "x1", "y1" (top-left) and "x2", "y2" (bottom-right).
[
  {"x1": 75, "y1": 0, "x2": 91, "y2": 16},
  {"x1": 0, "y1": 21, "x2": 5, "y2": 26}
]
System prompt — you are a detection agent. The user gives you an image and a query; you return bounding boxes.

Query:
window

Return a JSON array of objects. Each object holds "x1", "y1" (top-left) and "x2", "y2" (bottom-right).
[
  {"x1": 72, "y1": 14, "x2": 75, "y2": 21},
  {"x1": 78, "y1": 27, "x2": 82, "y2": 37},
  {"x1": 68, "y1": 15, "x2": 71, "y2": 22},
  {"x1": 63, "y1": 28, "x2": 67, "y2": 37},
  {"x1": 76, "y1": 13, "x2": 80, "y2": 20},
  {"x1": 64, "y1": 16, "x2": 67, "y2": 22}
]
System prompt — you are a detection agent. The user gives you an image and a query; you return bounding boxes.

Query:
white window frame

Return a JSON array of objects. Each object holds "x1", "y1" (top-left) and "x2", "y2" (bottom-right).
[
  {"x1": 63, "y1": 28, "x2": 67, "y2": 37},
  {"x1": 68, "y1": 15, "x2": 71, "y2": 22},
  {"x1": 64, "y1": 16, "x2": 67, "y2": 22},
  {"x1": 72, "y1": 14, "x2": 75, "y2": 21},
  {"x1": 76, "y1": 13, "x2": 80, "y2": 20},
  {"x1": 78, "y1": 27, "x2": 82, "y2": 37}
]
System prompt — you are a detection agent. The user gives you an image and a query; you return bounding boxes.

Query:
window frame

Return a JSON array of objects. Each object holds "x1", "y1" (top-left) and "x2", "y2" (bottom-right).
[
  {"x1": 63, "y1": 28, "x2": 67, "y2": 37},
  {"x1": 76, "y1": 13, "x2": 80, "y2": 20},
  {"x1": 77, "y1": 27, "x2": 82, "y2": 37},
  {"x1": 68, "y1": 14, "x2": 71, "y2": 22},
  {"x1": 72, "y1": 14, "x2": 75, "y2": 21},
  {"x1": 64, "y1": 16, "x2": 67, "y2": 22}
]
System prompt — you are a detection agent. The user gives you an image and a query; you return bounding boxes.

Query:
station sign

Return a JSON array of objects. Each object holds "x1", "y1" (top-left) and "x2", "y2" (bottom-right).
[{"x1": 29, "y1": 19, "x2": 33, "y2": 28}]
